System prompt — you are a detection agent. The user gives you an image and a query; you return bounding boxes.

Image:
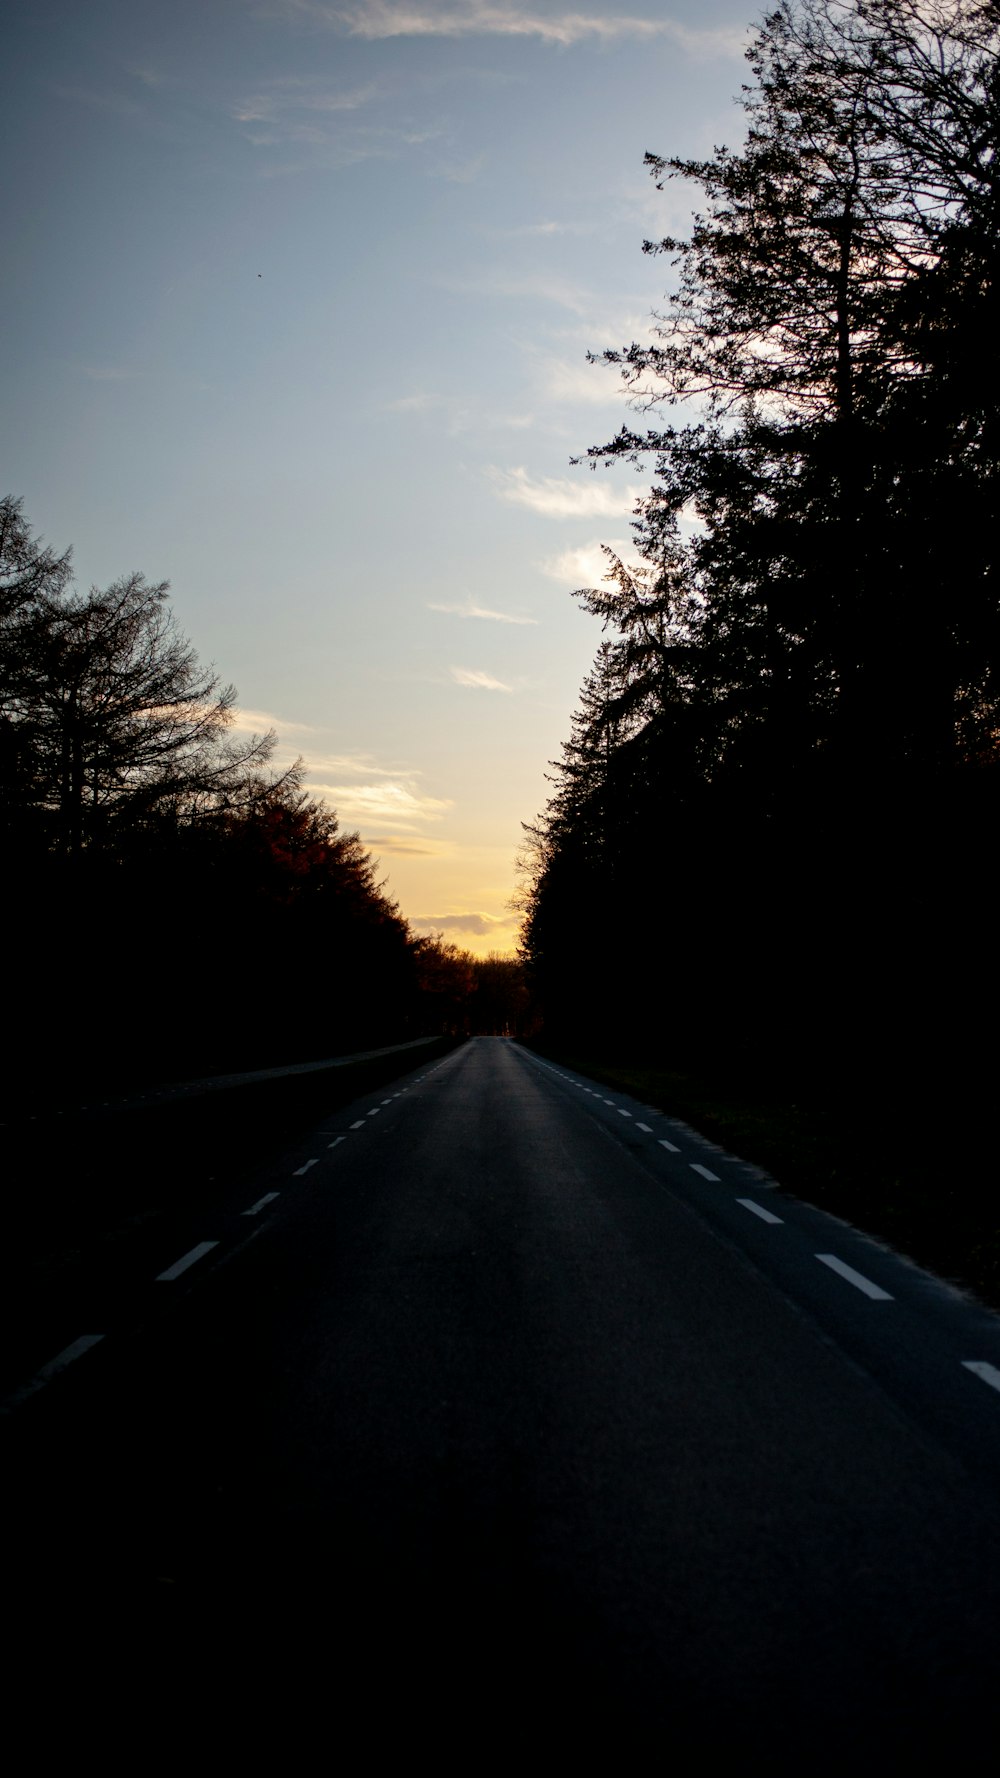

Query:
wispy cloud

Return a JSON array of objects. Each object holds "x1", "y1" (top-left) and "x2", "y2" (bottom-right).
[
  {"x1": 410, "y1": 910, "x2": 515, "y2": 935},
  {"x1": 383, "y1": 390, "x2": 535, "y2": 435},
  {"x1": 230, "y1": 709, "x2": 450, "y2": 828},
  {"x1": 367, "y1": 835, "x2": 444, "y2": 856},
  {"x1": 327, "y1": 4, "x2": 744, "y2": 54},
  {"x1": 310, "y1": 780, "x2": 454, "y2": 824},
  {"x1": 387, "y1": 392, "x2": 444, "y2": 413},
  {"x1": 233, "y1": 78, "x2": 379, "y2": 132},
  {"x1": 433, "y1": 151, "x2": 485, "y2": 183},
  {"x1": 539, "y1": 538, "x2": 634, "y2": 585},
  {"x1": 229, "y1": 706, "x2": 321, "y2": 742},
  {"x1": 538, "y1": 354, "x2": 627, "y2": 407},
  {"x1": 443, "y1": 269, "x2": 594, "y2": 315},
  {"x1": 450, "y1": 666, "x2": 512, "y2": 691},
  {"x1": 489, "y1": 464, "x2": 636, "y2": 519},
  {"x1": 430, "y1": 597, "x2": 537, "y2": 625},
  {"x1": 512, "y1": 219, "x2": 596, "y2": 237}
]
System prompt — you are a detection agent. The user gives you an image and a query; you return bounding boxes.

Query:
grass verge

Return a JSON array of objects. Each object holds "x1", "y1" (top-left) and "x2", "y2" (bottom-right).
[{"x1": 528, "y1": 1042, "x2": 1000, "y2": 1313}]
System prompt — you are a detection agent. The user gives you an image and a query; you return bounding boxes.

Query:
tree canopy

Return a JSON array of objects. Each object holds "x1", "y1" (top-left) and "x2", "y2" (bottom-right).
[
  {"x1": 520, "y1": 0, "x2": 998, "y2": 1162},
  {"x1": 1, "y1": 496, "x2": 513, "y2": 1096}
]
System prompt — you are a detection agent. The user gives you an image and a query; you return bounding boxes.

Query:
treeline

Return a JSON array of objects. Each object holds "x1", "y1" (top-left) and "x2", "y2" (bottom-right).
[
  {"x1": 0, "y1": 496, "x2": 522, "y2": 1099},
  {"x1": 520, "y1": 0, "x2": 998, "y2": 1161}
]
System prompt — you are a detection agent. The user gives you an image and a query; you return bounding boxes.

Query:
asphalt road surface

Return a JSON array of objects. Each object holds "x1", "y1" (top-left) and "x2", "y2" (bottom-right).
[{"x1": 7, "y1": 1038, "x2": 1000, "y2": 1761}]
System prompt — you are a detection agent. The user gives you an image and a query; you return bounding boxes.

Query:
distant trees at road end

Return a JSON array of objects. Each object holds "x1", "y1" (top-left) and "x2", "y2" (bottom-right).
[
  {"x1": 0, "y1": 496, "x2": 519, "y2": 1102},
  {"x1": 518, "y1": 0, "x2": 998, "y2": 1173},
  {"x1": 414, "y1": 947, "x2": 530, "y2": 1038}
]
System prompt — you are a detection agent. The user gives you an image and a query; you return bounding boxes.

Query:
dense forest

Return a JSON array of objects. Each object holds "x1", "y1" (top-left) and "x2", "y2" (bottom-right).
[
  {"x1": 520, "y1": 0, "x2": 998, "y2": 1177},
  {"x1": 0, "y1": 495, "x2": 525, "y2": 1100}
]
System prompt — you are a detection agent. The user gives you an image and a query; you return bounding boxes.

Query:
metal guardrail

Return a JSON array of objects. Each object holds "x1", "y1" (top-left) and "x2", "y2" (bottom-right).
[{"x1": 14, "y1": 1035, "x2": 456, "y2": 1127}]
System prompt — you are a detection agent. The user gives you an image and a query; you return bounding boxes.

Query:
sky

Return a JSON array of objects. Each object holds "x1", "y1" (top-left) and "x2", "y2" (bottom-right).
[{"x1": 4, "y1": 0, "x2": 752, "y2": 953}]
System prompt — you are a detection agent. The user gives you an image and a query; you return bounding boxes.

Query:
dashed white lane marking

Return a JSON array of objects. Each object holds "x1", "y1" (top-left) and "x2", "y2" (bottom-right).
[
  {"x1": 37, "y1": 1334, "x2": 105, "y2": 1383},
  {"x1": 243, "y1": 1191, "x2": 280, "y2": 1217},
  {"x1": 659, "y1": 1138, "x2": 680, "y2": 1154},
  {"x1": 637, "y1": 1123, "x2": 652, "y2": 1133},
  {"x1": 350, "y1": 1120, "x2": 366, "y2": 1130},
  {"x1": 617, "y1": 1109, "x2": 632, "y2": 1118},
  {"x1": 381, "y1": 1099, "x2": 392, "y2": 1104},
  {"x1": 816, "y1": 1254, "x2": 893, "y2": 1301},
  {"x1": 603, "y1": 1099, "x2": 615, "y2": 1106},
  {"x1": 157, "y1": 1241, "x2": 219, "y2": 1282},
  {"x1": 328, "y1": 1137, "x2": 346, "y2": 1148},
  {"x1": 367, "y1": 1109, "x2": 380, "y2": 1117},
  {"x1": 737, "y1": 1198, "x2": 783, "y2": 1225},
  {"x1": 294, "y1": 1159, "x2": 319, "y2": 1175},
  {"x1": 690, "y1": 1163, "x2": 720, "y2": 1182},
  {"x1": 962, "y1": 1361, "x2": 1000, "y2": 1394}
]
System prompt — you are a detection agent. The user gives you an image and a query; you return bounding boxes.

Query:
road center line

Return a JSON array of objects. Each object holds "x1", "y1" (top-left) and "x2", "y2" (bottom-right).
[
  {"x1": 737, "y1": 1198, "x2": 783, "y2": 1224},
  {"x1": 294, "y1": 1159, "x2": 319, "y2": 1175},
  {"x1": 815, "y1": 1253, "x2": 893, "y2": 1300},
  {"x1": 690, "y1": 1163, "x2": 720, "y2": 1182},
  {"x1": 659, "y1": 1138, "x2": 680, "y2": 1153},
  {"x1": 157, "y1": 1241, "x2": 219, "y2": 1282},
  {"x1": 243, "y1": 1191, "x2": 280, "y2": 1217},
  {"x1": 962, "y1": 1361, "x2": 1000, "y2": 1394}
]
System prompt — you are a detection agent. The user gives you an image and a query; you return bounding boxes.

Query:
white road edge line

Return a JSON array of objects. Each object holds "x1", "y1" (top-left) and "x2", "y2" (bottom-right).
[
  {"x1": 243, "y1": 1191, "x2": 280, "y2": 1217},
  {"x1": 38, "y1": 1334, "x2": 105, "y2": 1382},
  {"x1": 294, "y1": 1159, "x2": 319, "y2": 1175},
  {"x1": 737, "y1": 1198, "x2": 783, "y2": 1225},
  {"x1": 962, "y1": 1361, "x2": 1000, "y2": 1394},
  {"x1": 157, "y1": 1241, "x2": 219, "y2": 1282},
  {"x1": 4, "y1": 1334, "x2": 108, "y2": 1410},
  {"x1": 659, "y1": 1138, "x2": 680, "y2": 1154},
  {"x1": 690, "y1": 1163, "x2": 720, "y2": 1182},
  {"x1": 815, "y1": 1253, "x2": 893, "y2": 1301}
]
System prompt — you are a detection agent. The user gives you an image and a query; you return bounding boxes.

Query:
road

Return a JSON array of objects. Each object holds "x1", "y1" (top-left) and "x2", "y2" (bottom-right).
[{"x1": 6, "y1": 1037, "x2": 1000, "y2": 1759}]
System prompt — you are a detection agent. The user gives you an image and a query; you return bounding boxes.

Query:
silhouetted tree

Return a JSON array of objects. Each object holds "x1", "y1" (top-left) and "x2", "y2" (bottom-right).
[
  {"x1": 585, "y1": 0, "x2": 1000, "y2": 773},
  {"x1": 0, "y1": 495, "x2": 73, "y2": 840},
  {"x1": 521, "y1": 0, "x2": 999, "y2": 1150},
  {"x1": 2, "y1": 498, "x2": 469, "y2": 1093},
  {"x1": 469, "y1": 953, "x2": 529, "y2": 1035}
]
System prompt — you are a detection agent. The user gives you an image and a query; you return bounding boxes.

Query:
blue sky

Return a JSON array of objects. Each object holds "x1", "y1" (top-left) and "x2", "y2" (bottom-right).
[{"x1": 5, "y1": 0, "x2": 752, "y2": 950}]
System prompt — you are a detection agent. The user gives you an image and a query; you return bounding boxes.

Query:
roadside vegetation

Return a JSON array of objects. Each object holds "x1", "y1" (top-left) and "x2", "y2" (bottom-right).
[
  {"x1": 0, "y1": 494, "x2": 526, "y2": 1110},
  {"x1": 528, "y1": 1041, "x2": 1000, "y2": 1311},
  {"x1": 520, "y1": 0, "x2": 999, "y2": 1303}
]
